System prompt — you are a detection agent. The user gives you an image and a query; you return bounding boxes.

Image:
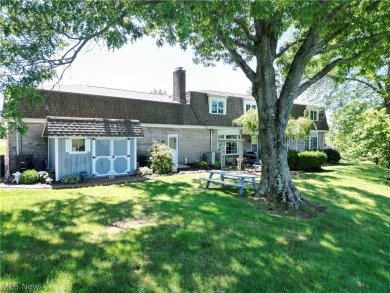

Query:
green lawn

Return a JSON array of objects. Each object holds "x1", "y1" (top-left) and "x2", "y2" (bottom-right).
[
  {"x1": 0, "y1": 139, "x2": 6, "y2": 155},
  {"x1": 1, "y1": 164, "x2": 389, "y2": 292}
]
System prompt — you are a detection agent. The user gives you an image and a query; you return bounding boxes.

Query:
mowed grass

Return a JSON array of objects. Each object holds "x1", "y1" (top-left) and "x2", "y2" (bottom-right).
[
  {"x1": 1, "y1": 164, "x2": 389, "y2": 292},
  {"x1": 0, "y1": 139, "x2": 6, "y2": 155}
]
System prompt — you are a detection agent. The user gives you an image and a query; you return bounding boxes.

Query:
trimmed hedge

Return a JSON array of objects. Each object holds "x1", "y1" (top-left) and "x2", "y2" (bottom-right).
[
  {"x1": 287, "y1": 150, "x2": 299, "y2": 170},
  {"x1": 287, "y1": 150, "x2": 327, "y2": 171},
  {"x1": 298, "y1": 151, "x2": 327, "y2": 171},
  {"x1": 323, "y1": 148, "x2": 341, "y2": 164}
]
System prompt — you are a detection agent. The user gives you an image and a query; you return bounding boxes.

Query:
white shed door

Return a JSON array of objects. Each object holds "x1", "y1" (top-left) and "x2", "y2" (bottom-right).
[{"x1": 92, "y1": 138, "x2": 131, "y2": 177}]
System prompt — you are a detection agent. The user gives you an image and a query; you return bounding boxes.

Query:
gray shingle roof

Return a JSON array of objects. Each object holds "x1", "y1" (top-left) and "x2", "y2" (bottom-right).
[
  {"x1": 39, "y1": 85, "x2": 178, "y2": 104},
  {"x1": 21, "y1": 87, "x2": 328, "y2": 131},
  {"x1": 43, "y1": 116, "x2": 143, "y2": 137},
  {"x1": 196, "y1": 90, "x2": 254, "y2": 100}
]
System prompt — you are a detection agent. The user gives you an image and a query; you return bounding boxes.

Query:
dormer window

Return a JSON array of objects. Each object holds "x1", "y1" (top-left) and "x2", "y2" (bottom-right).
[
  {"x1": 309, "y1": 109, "x2": 319, "y2": 121},
  {"x1": 244, "y1": 100, "x2": 256, "y2": 113},
  {"x1": 209, "y1": 96, "x2": 226, "y2": 115}
]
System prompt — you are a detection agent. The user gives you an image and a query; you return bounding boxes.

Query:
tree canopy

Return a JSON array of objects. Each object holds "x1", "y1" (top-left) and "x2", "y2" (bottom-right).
[{"x1": 1, "y1": 0, "x2": 389, "y2": 209}]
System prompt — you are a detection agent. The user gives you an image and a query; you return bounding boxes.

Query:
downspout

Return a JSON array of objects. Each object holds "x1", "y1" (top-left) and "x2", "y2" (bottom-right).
[
  {"x1": 16, "y1": 132, "x2": 20, "y2": 155},
  {"x1": 210, "y1": 129, "x2": 214, "y2": 151}
]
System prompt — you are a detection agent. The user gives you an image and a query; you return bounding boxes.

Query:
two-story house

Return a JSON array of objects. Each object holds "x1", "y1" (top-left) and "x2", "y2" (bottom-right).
[{"x1": 4, "y1": 67, "x2": 328, "y2": 181}]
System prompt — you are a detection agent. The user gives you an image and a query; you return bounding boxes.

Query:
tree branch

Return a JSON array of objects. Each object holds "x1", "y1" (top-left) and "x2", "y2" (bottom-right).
[
  {"x1": 275, "y1": 39, "x2": 302, "y2": 58},
  {"x1": 232, "y1": 39, "x2": 255, "y2": 53},
  {"x1": 216, "y1": 30, "x2": 256, "y2": 83},
  {"x1": 321, "y1": 2, "x2": 350, "y2": 23},
  {"x1": 233, "y1": 18, "x2": 258, "y2": 42},
  {"x1": 316, "y1": 31, "x2": 390, "y2": 54},
  {"x1": 298, "y1": 53, "x2": 364, "y2": 95},
  {"x1": 347, "y1": 77, "x2": 379, "y2": 92}
]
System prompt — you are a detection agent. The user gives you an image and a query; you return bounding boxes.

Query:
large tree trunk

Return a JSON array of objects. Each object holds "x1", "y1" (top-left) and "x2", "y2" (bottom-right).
[
  {"x1": 256, "y1": 105, "x2": 305, "y2": 210},
  {"x1": 251, "y1": 30, "x2": 307, "y2": 210}
]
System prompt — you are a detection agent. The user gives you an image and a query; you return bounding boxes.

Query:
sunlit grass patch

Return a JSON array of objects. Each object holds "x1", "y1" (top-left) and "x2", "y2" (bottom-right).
[{"x1": 1, "y1": 163, "x2": 389, "y2": 292}]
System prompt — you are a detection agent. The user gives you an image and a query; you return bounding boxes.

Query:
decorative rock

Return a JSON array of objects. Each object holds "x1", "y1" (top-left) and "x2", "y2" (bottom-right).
[{"x1": 12, "y1": 171, "x2": 22, "y2": 184}]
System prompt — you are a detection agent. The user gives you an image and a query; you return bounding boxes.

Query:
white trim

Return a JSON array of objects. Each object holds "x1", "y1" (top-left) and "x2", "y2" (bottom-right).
[
  {"x1": 22, "y1": 118, "x2": 46, "y2": 123},
  {"x1": 209, "y1": 96, "x2": 227, "y2": 115},
  {"x1": 132, "y1": 138, "x2": 137, "y2": 174},
  {"x1": 48, "y1": 135, "x2": 142, "y2": 139},
  {"x1": 67, "y1": 138, "x2": 89, "y2": 154},
  {"x1": 16, "y1": 132, "x2": 20, "y2": 155},
  {"x1": 168, "y1": 134, "x2": 179, "y2": 164},
  {"x1": 141, "y1": 123, "x2": 242, "y2": 130},
  {"x1": 41, "y1": 121, "x2": 47, "y2": 138},
  {"x1": 127, "y1": 139, "x2": 131, "y2": 173},
  {"x1": 55, "y1": 137, "x2": 59, "y2": 181},
  {"x1": 47, "y1": 137, "x2": 50, "y2": 170},
  {"x1": 218, "y1": 129, "x2": 241, "y2": 136},
  {"x1": 243, "y1": 100, "x2": 256, "y2": 113}
]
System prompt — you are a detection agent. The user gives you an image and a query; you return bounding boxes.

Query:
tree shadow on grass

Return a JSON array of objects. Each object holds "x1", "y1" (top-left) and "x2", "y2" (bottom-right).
[{"x1": 1, "y1": 175, "x2": 389, "y2": 292}]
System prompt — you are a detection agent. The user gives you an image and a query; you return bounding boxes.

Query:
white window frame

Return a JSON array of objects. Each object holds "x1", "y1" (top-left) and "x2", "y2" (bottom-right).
[
  {"x1": 66, "y1": 138, "x2": 91, "y2": 154},
  {"x1": 304, "y1": 131, "x2": 318, "y2": 150},
  {"x1": 209, "y1": 96, "x2": 227, "y2": 115},
  {"x1": 218, "y1": 134, "x2": 240, "y2": 155},
  {"x1": 309, "y1": 109, "x2": 319, "y2": 121},
  {"x1": 243, "y1": 100, "x2": 257, "y2": 113}
]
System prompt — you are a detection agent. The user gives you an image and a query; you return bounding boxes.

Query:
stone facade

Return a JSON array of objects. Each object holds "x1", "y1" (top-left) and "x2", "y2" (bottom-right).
[{"x1": 7, "y1": 123, "x2": 47, "y2": 173}]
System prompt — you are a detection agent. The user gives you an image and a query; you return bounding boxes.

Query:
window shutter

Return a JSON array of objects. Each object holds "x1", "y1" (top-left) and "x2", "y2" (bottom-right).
[
  {"x1": 85, "y1": 139, "x2": 91, "y2": 152},
  {"x1": 65, "y1": 139, "x2": 71, "y2": 152}
]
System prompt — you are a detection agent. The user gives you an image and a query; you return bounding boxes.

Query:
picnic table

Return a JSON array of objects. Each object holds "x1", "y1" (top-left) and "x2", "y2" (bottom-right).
[{"x1": 200, "y1": 170, "x2": 260, "y2": 196}]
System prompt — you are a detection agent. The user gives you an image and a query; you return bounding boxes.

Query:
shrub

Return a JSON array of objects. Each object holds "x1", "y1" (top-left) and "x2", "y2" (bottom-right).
[
  {"x1": 20, "y1": 169, "x2": 40, "y2": 184},
  {"x1": 61, "y1": 174, "x2": 81, "y2": 184},
  {"x1": 298, "y1": 151, "x2": 327, "y2": 171},
  {"x1": 213, "y1": 161, "x2": 221, "y2": 169},
  {"x1": 287, "y1": 150, "x2": 299, "y2": 170},
  {"x1": 194, "y1": 160, "x2": 209, "y2": 169},
  {"x1": 323, "y1": 149, "x2": 341, "y2": 164},
  {"x1": 148, "y1": 143, "x2": 172, "y2": 174}
]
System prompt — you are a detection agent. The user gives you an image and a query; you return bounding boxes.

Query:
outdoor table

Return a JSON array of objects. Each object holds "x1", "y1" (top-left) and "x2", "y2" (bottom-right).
[{"x1": 200, "y1": 170, "x2": 260, "y2": 196}]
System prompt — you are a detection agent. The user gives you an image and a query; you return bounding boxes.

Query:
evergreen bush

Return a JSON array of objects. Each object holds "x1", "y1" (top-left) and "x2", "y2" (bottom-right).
[
  {"x1": 20, "y1": 169, "x2": 40, "y2": 184},
  {"x1": 323, "y1": 149, "x2": 341, "y2": 164},
  {"x1": 148, "y1": 143, "x2": 172, "y2": 174},
  {"x1": 287, "y1": 150, "x2": 300, "y2": 170},
  {"x1": 298, "y1": 151, "x2": 327, "y2": 171}
]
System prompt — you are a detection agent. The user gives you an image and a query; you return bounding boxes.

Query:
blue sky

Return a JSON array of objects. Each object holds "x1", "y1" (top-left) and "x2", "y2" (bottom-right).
[{"x1": 46, "y1": 36, "x2": 252, "y2": 95}]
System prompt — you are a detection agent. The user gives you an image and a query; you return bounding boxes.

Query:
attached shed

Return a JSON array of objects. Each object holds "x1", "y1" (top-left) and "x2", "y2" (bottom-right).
[{"x1": 43, "y1": 116, "x2": 143, "y2": 181}]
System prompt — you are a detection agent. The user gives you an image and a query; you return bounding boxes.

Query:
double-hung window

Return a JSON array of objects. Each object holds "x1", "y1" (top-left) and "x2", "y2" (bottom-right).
[
  {"x1": 244, "y1": 101, "x2": 256, "y2": 113},
  {"x1": 309, "y1": 109, "x2": 319, "y2": 121},
  {"x1": 209, "y1": 97, "x2": 226, "y2": 114}
]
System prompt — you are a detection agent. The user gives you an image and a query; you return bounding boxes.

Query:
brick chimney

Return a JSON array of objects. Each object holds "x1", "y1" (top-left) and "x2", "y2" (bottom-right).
[{"x1": 173, "y1": 67, "x2": 186, "y2": 104}]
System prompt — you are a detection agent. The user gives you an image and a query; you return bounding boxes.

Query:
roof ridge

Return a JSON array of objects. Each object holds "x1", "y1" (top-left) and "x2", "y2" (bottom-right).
[{"x1": 41, "y1": 84, "x2": 170, "y2": 97}]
